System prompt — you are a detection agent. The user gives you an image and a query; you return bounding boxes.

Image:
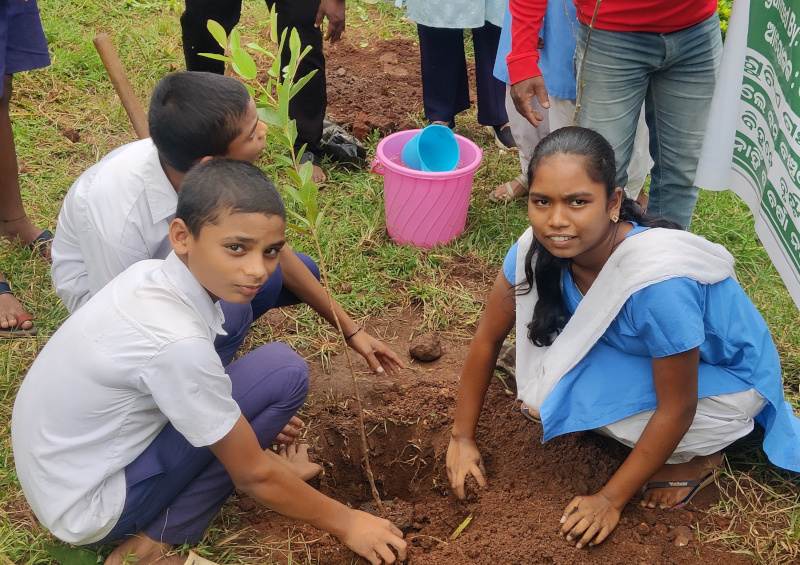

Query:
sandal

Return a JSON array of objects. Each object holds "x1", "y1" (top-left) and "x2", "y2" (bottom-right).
[
  {"x1": 0, "y1": 281, "x2": 38, "y2": 338},
  {"x1": 26, "y1": 229, "x2": 53, "y2": 259},
  {"x1": 490, "y1": 173, "x2": 528, "y2": 203},
  {"x1": 520, "y1": 403, "x2": 542, "y2": 424},
  {"x1": 643, "y1": 469, "x2": 718, "y2": 510}
]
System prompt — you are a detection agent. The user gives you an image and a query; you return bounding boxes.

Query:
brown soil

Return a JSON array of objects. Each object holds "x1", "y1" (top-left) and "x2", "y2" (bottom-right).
[{"x1": 242, "y1": 291, "x2": 748, "y2": 564}]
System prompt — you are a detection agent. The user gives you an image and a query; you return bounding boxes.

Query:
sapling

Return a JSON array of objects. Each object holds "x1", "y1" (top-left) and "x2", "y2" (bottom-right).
[{"x1": 202, "y1": 11, "x2": 386, "y2": 516}]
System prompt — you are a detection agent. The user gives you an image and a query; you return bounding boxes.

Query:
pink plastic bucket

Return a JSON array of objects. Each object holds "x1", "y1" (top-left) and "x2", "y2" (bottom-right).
[{"x1": 371, "y1": 129, "x2": 483, "y2": 248}]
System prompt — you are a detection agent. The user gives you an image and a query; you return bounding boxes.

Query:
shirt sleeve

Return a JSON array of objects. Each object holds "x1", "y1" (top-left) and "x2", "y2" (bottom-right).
[
  {"x1": 626, "y1": 277, "x2": 707, "y2": 358},
  {"x1": 503, "y1": 242, "x2": 519, "y2": 285},
  {"x1": 507, "y1": 0, "x2": 548, "y2": 83},
  {"x1": 139, "y1": 337, "x2": 242, "y2": 447}
]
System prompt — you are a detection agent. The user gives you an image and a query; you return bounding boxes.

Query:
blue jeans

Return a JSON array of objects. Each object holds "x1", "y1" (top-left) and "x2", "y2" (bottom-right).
[{"x1": 575, "y1": 14, "x2": 722, "y2": 228}]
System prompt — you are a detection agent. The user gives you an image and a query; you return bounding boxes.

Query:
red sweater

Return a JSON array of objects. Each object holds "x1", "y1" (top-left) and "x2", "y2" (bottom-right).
[{"x1": 507, "y1": 0, "x2": 718, "y2": 84}]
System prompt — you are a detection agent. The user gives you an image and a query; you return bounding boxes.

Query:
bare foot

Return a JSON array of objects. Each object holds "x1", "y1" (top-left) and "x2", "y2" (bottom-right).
[
  {"x1": 311, "y1": 163, "x2": 326, "y2": 185},
  {"x1": 0, "y1": 215, "x2": 45, "y2": 249},
  {"x1": 278, "y1": 443, "x2": 322, "y2": 481},
  {"x1": 641, "y1": 452, "x2": 722, "y2": 510},
  {"x1": 0, "y1": 289, "x2": 34, "y2": 331},
  {"x1": 104, "y1": 532, "x2": 183, "y2": 565}
]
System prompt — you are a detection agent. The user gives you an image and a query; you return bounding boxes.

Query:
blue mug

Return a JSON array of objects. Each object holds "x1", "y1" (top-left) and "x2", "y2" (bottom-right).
[{"x1": 401, "y1": 125, "x2": 460, "y2": 172}]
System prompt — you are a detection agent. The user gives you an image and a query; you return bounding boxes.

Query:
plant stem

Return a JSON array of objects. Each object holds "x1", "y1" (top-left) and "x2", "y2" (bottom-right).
[{"x1": 308, "y1": 229, "x2": 386, "y2": 517}]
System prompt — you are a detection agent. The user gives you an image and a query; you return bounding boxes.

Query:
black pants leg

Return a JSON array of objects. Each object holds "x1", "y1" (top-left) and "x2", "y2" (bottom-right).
[
  {"x1": 417, "y1": 24, "x2": 470, "y2": 124},
  {"x1": 181, "y1": 0, "x2": 242, "y2": 74}
]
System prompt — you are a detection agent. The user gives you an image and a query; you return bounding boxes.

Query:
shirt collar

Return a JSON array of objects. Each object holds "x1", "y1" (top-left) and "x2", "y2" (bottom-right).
[
  {"x1": 161, "y1": 251, "x2": 226, "y2": 336},
  {"x1": 141, "y1": 139, "x2": 179, "y2": 223}
]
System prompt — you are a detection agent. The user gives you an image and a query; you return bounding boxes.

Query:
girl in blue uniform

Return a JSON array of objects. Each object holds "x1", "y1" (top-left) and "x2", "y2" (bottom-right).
[{"x1": 447, "y1": 126, "x2": 800, "y2": 550}]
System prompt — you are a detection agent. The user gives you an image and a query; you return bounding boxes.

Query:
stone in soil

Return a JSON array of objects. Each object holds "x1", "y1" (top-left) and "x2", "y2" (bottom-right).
[{"x1": 409, "y1": 332, "x2": 443, "y2": 361}]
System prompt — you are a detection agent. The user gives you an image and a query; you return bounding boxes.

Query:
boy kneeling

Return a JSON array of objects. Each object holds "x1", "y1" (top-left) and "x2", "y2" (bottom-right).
[{"x1": 12, "y1": 160, "x2": 406, "y2": 565}]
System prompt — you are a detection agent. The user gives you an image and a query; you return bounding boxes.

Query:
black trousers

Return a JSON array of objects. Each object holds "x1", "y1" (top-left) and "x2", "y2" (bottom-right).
[
  {"x1": 417, "y1": 22, "x2": 507, "y2": 127},
  {"x1": 181, "y1": 0, "x2": 325, "y2": 154}
]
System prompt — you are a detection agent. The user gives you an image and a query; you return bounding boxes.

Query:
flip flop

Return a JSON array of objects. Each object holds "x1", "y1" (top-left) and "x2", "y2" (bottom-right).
[
  {"x1": 520, "y1": 403, "x2": 542, "y2": 424},
  {"x1": 643, "y1": 470, "x2": 718, "y2": 510},
  {"x1": 490, "y1": 173, "x2": 528, "y2": 203},
  {"x1": 0, "y1": 281, "x2": 38, "y2": 338},
  {"x1": 25, "y1": 229, "x2": 53, "y2": 258}
]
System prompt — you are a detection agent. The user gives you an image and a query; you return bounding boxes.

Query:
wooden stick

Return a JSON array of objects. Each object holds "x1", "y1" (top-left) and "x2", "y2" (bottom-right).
[{"x1": 92, "y1": 34, "x2": 149, "y2": 139}]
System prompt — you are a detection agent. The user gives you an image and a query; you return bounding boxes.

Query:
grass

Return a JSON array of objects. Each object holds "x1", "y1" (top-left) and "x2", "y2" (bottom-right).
[{"x1": 1, "y1": 0, "x2": 798, "y2": 563}]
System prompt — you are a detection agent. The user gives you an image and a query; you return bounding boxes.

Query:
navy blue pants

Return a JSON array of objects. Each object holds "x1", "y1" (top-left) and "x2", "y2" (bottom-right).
[
  {"x1": 95, "y1": 253, "x2": 319, "y2": 545},
  {"x1": 417, "y1": 22, "x2": 507, "y2": 127}
]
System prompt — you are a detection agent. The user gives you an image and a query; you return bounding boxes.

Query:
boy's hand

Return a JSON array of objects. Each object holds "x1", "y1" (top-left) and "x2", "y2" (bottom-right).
[
  {"x1": 316, "y1": 0, "x2": 346, "y2": 43},
  {"x1": 446, "y1": 436, "x2": 487, "y2": 499},
  {"x1": 277, "y1": 443, "x2": 322, "y2": 481},
  {"x1": 341, "y1": 509, "x2": 407, "y2": 565},
  {"x1": 347, "y1": 331, "x2": 406, "y2": 377},
  {"x1": 560, "y1": 493, "x2": 621, "y2": 549},
  {"x1": 274, "y1": 415, "x2": 304, "y2": 445}
]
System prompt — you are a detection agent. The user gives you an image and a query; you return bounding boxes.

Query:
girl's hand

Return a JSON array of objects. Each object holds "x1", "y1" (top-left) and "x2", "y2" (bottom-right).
[
  {"x1": 446, "y1": 436, "x2": 487, "y2": 499},
  {"x1": 560, "y1": 493, "x2": 621, "y2": 549},
  {"x1": 273, "y1": 415, "x2": 304, "y2": 445},
  {"x1": 346, "y1": 330, "x2": 406, "y2": 377}
]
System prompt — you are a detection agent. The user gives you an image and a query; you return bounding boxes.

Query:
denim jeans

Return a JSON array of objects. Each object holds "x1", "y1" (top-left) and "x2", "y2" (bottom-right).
[{"x1": 575, "y1": 14, "x2": 722, "y2": 228}]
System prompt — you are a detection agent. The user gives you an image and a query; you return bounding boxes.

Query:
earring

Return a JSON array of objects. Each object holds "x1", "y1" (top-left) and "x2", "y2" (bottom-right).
[{"x1": 611, "y1": 214, "x2": 619, "y2": 223}]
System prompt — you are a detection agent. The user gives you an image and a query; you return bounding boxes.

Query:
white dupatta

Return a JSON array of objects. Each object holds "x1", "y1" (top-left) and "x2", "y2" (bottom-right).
[{"x1": 514, "y1": 227, "x2": 736, "y2": 411}]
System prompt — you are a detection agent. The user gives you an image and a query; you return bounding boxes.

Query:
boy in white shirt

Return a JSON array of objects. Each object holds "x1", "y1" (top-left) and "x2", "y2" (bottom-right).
[
  {"x1": 13, "y1": 159, "x2": 407, "y2": 565},
  {"x1": 51, "y1": 71, "x2": 401, "y2": 373}
]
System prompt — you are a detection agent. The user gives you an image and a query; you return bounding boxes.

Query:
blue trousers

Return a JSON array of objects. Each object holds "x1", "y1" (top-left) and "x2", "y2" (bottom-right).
[
  {"x1": 575, "y1": 14, "x2": 722, "y2": 229},
  {"x1": 417, "y1": 22, "x2": 508, "y2": 127}
]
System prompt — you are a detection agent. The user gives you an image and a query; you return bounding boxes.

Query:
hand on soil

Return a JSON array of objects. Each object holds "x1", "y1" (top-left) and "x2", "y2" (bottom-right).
[
  {"x1": 278, "y1": 443, "x2": 322, "y2": 481},
  {"x1": 342, "y1": 509, "x2": 407, "y2": 565},
  {"x1": 560, "y1": 493, "x2": 620, "y2": 549},
  {"x1": 446, "y1": 436, "x2": 487, "y2": 500},
  {"x1": 274, "y1": 415, "x2": 304, "y2": 444},
  {"x1": 348, "y1": 331, "x2": 406, "y2": 377}
]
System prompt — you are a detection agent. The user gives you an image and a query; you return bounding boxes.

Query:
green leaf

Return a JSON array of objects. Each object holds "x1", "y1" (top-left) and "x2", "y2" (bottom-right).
[
  {"x1": 286, "y1": 219, "x2": 311, "y2": 236},
  {"x1": 257, "y1": 107, "x2": 283, "y2": 128},
  {"x1": 289, "y1": 29, "x2": 301, "y2": 66},
  {"x1": 269, "y1": 127, "x2": 292, "y2": 151},
  {"x1": 286, "y1": 119, "x2": 298, "y2": 147},
  {"x1": 283, "y1": 185, "x2": 303, "y2": 205},
  {"x1": 246, "y1": 42, "x2": 271, "y2": 56},
  {"x1": 198, "y1": 53, "x2": 231, "y2": 62},
  {"x1": 271, "y1": 154, "x2": 294, "y2": 168},
  {"x1": 269, "y1": 5, "x2": 279, "y2": 43},
  {"x1": 232, "y1": 48, "x2": 257, "y2": 80},
  {"x1": 45, "y1": 544, "x2": 100, "y2": 565},
  {"x1": 288, "y1": 70, "x2": 317, "y2": 100},
  {"x1": 244, "y1": 83, "x2": 255, "y2": 97},
  {"x1": 206, "y1": 20, "x2": 228, "y2": 50},
  {"x1": 299, "y1": 161, "x2": 313, "y2": 186},
  {"x1": 230, "y1": 28, "x2": 242, "y2": 50},
  {"x1": 286, "y1": 167, "x2": 303, "y2": 186}
]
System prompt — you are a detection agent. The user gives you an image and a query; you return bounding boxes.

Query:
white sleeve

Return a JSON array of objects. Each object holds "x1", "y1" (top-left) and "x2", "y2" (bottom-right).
[{"x1": 139, "y1": 337, "x2": 242, "y2": 447}]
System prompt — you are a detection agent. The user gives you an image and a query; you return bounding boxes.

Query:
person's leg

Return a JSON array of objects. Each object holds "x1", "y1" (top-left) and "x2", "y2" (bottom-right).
[
  {"x1": 271, "y1": 0, "x2": 327, "y2": 182},
  {"x1": 180, "y1": 0, "x2": 242, "y2": 73},
  {"x1": 574, "y1": 25, "x2": 652, "y2": 200},
  {"x1": 97, "y1": 342, "x2": 308, "y2": 546},
  {"x1": 492, "y1": 83, "x2": 547, "y2": 201},
  {"x1": 472, "y1": 22, "x2": 508, "y2": 128},
  {"x1": 417, "y1": 24, "x2": 470, "y2": 125},
  {"x1": 645, "y1": 14, "x2": 722, "y2": 228},
  {"x1": 214, "y1": 252, "x2": 320, "y2": 365}
]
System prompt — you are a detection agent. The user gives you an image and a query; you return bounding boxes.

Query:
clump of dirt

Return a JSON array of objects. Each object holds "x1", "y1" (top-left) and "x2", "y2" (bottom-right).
[
  {"x1": 408, "y1": 332, "x2": 442, "y2": 361},
  {"x1": 239, "y1": 310, "x2": 747, "y2": 564}
]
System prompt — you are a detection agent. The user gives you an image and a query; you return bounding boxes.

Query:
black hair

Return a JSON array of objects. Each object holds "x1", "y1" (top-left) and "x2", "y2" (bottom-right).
[
  {"x1": 149, "y1": 71, "x2": 251, "y2": 172},
  {"x1": 519, "y1": 126, "x2": 683, "y2": 347},
  {"x1": 176, "y1": 159, "x2": 286, "y2": 237}
]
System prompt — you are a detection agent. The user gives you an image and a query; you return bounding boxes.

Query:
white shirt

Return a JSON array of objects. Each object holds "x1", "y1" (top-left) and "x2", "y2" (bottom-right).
[
  {"x1": 51, "y1": 139, "x2": 177, "y2": 313},
  {"x1": 12, "y1": 253, "x2": 241, "y2": 545}
]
